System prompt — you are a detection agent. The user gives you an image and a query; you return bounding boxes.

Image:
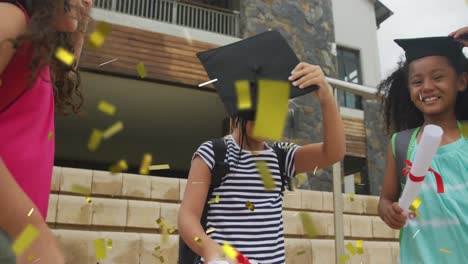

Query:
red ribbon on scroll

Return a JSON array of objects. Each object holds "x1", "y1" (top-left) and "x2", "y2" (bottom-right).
[{"x1": 402, "y1": 160, "x2": 444, "y2": 193}]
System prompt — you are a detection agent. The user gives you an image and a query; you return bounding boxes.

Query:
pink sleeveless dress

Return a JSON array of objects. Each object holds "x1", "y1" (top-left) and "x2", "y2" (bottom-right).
[{"x1": 0, "y1": 2, "x2": 55, "y2": 219}]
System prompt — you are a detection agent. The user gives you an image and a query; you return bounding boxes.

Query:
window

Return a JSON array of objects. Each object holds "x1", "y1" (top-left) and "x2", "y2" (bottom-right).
[
  {"x1": 189, "y1": 0, "x2": 239, "y2": 11},
  {"x1": 337, "y1": 47, "x2": 363, "y2": 110}
]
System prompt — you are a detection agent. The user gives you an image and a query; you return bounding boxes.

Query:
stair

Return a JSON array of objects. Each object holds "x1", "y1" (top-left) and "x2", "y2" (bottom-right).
[{"x1": 45, "y1": 167, "x2": 400, "y2": 264}]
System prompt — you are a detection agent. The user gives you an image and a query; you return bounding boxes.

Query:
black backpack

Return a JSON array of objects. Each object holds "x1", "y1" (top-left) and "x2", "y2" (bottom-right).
[{"x1": 178, "y1": 137, "x2": 292, "y2": 264}]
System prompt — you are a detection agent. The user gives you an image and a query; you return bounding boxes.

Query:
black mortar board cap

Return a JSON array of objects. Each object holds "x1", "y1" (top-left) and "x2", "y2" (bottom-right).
[
  {"x1": 394, "y1": 36, "x2": 464, "y2": 64},
  {"x1": 197, "y1": 30, "x2": 318, "y2": 120}
]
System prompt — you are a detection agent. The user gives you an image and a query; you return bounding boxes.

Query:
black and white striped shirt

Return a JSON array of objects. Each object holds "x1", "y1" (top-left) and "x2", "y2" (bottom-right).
[{"x1": 194, "y1": 135, "x2": 299, "y2": 264}]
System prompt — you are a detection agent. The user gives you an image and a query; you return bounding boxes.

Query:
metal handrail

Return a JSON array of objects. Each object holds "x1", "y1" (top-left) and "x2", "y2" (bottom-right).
[{"x1": 94, "y1": 0, "x2": 240, "y2": 36}]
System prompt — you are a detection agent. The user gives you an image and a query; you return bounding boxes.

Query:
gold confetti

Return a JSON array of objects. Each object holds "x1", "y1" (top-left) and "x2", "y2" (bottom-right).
[
  {"x1": 156, "y1": 218, "x2": 165, "y2": 227},
  {"x1": 296, "y1": 250, "x2": 306, "y2": 256},
  {"x1": 255, "y1": 161, "x2": 275, "y2": 190},
  {"x1": 98, "y1": 100, "x2": 116, "y2": 115},
  {"x1": 88, "y1": 129, "x2": 103, "y2": 152},
  {"x1": 349, "y1": 193, "x2": 355, "y2": 202},
  {"x1": 102, "y1": 121, "x2": 124, "y2": 140},
  {"x1": 208, "y1": 195, "x2": 220, "y2": 204},
  {"x1": 222, "y1": 242, "x2": 238, "y2": 259},
  {"x1": 27, "y1": 254, "x2": 36, "y2": 261},
  {"x1": 168, "y1": 227, "x2": 176, "y2": 234},
  {"x1": 159, "y1": 255, "x2": 165, "y2": 263},
  {"x1": 11, "y1": 224, "x2": 39, "y2": 256},
  {"x1": 156, "y1": 217, "x2": 168, "y2": 243},
  {"x1": 206, "y1": 228, "x2": 216, "y2": 234},
  {"x1": 71, "y1": 184, "x2": 91, "y2": 196},
  {"x1": 194, "y1": 237, "x2": 202, "y2": 245},
  {"x1": 440, "y1": 248, "x2": 452, "y2": 254},
  {"x1": 299, "y1": 212, "x2": 317, "y2": 238},
  {"x1": 339, "y1": 254, "x2": 350, "y2": 263},
  {"x1": 94, "y1": 238, "x2": 107, "y2": 260},
  {"x1": 460, "y1": 122, "x2": 468, "y2": 137},
  {"x1": 356, "y1": 240, "x2": 364, "y2": 254},
  {"x1": 109, "y1": 159, "x2": 128, "y2": 173},
  {"x1": 345, "y1": 242, "x2": 356, "y2": 255},
  {"x1": 409, "y1": 197, "x2": 422, "y2": 212},
  {"x1": 48, "y1": 131, "x2": 53, "y2": 140},
  {"x1": 235, "y1": 80, "x2": 252, "y2": 110},
  {"x1": 313, "y1": 166, "x2": 318, "y2": 175},
  {"x1": 296, "y1": 173, "x2": 307, "y2": 188},
  {"x1": 55, "y1": 47, "x2": 75, "y2": 66},
  {"x1": 252, "y1": 79, "x2": 290, "y2": 141},
  {"x1": 107, "y1": 239, "x2": 113, "y2": 249},
  {"x1": 136, "y1": 62, "x2": 147, "y2": 78},
  {"x1": 154, "y1": 246, "x2": 160, "y2": 251},
  {"x1": 86, "y1": 197, "x2": 92, "y2": 203},
  {"x1": 139, "y1": 153, "x2": 152, "y2": 175},
  {"x1": 27, "y1": 208, "x2": 34, "y2": 217},
  {"x1": 245, "y1": 201, "x2": 255, "y2": 211},
  {"x1": 149, "y1": 164, "x2": 170, "y2": 171},
  {"x1": 88, "y1": 22, "x2": 112, "y2": 48}
]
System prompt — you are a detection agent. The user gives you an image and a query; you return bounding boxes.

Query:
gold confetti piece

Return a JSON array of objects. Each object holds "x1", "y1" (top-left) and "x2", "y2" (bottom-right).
[
  {"x1": 12, "y1": 224, "x2": 39, "y2": 256},
  {"x1": 252, "y1": 79, "x2": 290, "y2": 141},
  {"x1": 98, "y1": 100, "x2": 116, "y2": 115},
  {"x1": 71, "y1": 184, "x2": 91, "y2": 196},
  {"x1": 107, "y1": 239, "x2": 113, "y2": 249},
  {"x1": 168, "y1": 227, "x2": 176, "y2": 234},
  {"x1": 72, "y1": 184, "x2": 91, "y2": 195},
  {"x1": 208, "y1": 195, "x2": 220, "y2": 204},
  {"x1": 245, "y1": 201, "x2": 255, "y2": 211},
  {"x1": 102, "y1": 121, "x2": 124, "y2": 140},
  {"x1": 296, "y1": 250, "x2": 306, "y2": 256},
  {"x1": 255, "y1": 161, "x2": 275, "y2": 190},
  {"x1": 313, "y1": 166, "x2": 318, "y2": 175},
  {"x1": 159, "y1": 255, "x2": 165, "y2": 263},
  {"x1": 296, "y1": 173, "x2": 307, "y2": 188},
  {"x1": 27, "y1": 208, "x2": 34, "y2": 217},
  {"x1": 27, "y1": 254, "x2": 36, "y2": 261},
  {"x1": 149, "y1": 164, "x2": 171, "y2": 171},
  {"x1": 440, "y1": 248, "x2": 452, "y2": 254},
  {"x1": 222, "y1": 242, "x2": 238, "y2": 259},
  {"x1": 139, "y1": 153, "x2": 152, "y2": 175},
  {"x1": 252, "y1": 151, "x2": 259, "y2": 155},
  {"x1": 206, "y1": 228, "x2": 216, "y2": 234},
  {"x1": 299, "y1": 212, "x2": 317, "y2": 238},
  {"x1": 109, "y1": 159, "x2": 128, "y2": 173},
  {"x1": 88, "y1": 22, "x2": 112, "y2": 48},
  {"x1": 88, "y1": 129, "x2": 103, "y2": 152},
  {"x1": 415, "y1": 210, "x2": 421, "y2": 217},
  {"x1": 235, "y1": 80, "x2": 252, "y2": 110},
  {"x1": 55, "y1": 47, "x2": 75, "y2": 66},
  {"x1": 338, "y1": 254, "x2": 350, "y2": 263},
  {"x1": 48, "y1": 131, "x2": 53, "y2": 140},
  {"x1": 156, "y1": 217, "x2": 165, "y2": 227},
  {"x1": 409, "y1": 197, "x2": 422, "y2": 212},
  {"x1": 86, "y1": 197, "x2": 92, "y2": 203},
  {"x1": 94, "y1": 238, "x2": 107, "y2": 260},
  {"x1": 194, "y1": 237, "x2": 202, "y2": 245},
  {"x1": 345, "y1": 242, "x2": 356, "y2": 255},
  {"x1": 136, "y1": 62, "x2": 147, "y2": 78},
  {"x1": 460, "y1": 122, "x2": 468, "y2": 137},
  {"x1": 356, "y1": 240, "x2": 364, "y2": 254},
  {"x1": 349, "y1": 193, "x2": 355, "y2": 202}
]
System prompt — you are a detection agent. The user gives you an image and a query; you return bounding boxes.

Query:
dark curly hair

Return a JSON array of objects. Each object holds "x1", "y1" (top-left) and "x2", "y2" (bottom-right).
[
  {"x1": 6, "y1": 0, "x2": 85, "y2": 114},
  {"x1": 377, "y1": 53, "x2": 468, "y2": 135}
]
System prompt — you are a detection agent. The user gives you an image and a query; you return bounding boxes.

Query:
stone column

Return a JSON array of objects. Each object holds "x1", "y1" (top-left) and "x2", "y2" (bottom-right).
[{"x1": 240, "y1": 0, "x2": 338, "y2": 191}]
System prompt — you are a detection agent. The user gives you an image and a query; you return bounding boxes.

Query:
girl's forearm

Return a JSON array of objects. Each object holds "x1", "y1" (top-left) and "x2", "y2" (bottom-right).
[{"x1": 318, "y1": 87, "x2": 346, "y2": 162}]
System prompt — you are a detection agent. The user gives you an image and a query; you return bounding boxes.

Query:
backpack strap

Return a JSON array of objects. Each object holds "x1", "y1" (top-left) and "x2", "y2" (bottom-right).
[
  {"x1": 271, "y1": 144, "x2": 292, "y2": 192},
  {"x1": 393, "y1": 128, "x2": 419, "y2": 188}
]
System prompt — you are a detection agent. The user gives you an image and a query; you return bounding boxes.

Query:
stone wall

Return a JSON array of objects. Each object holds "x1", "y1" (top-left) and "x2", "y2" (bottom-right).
[
  {"x1": 240, "y1": 0, "x2": 338, "y2": 191},
  {"x1": 363, "y1": 99, "x2": 388, "y2": 195}
]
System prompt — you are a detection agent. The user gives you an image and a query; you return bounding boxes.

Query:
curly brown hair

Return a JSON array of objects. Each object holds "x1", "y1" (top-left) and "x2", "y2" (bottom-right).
[{"x1": 9, "y1": 0, "x2": 85, "y2": 114}]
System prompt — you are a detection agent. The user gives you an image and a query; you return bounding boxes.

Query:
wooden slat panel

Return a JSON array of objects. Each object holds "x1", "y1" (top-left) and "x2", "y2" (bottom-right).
[
  {"x1": 343, "y1": 116, "x2": 366, "y2": 157},
  {"x1": 81, "y1": 21, "x2": 217, "y2": 87}
]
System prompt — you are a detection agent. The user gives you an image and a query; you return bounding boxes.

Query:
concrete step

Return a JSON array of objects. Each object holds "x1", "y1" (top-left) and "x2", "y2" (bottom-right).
[{"x1": 51, "y1": 229, "x2": 399, "y2": 264}]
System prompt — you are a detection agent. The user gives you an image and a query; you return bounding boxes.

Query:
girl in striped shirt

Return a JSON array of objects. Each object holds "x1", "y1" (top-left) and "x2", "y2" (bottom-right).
[{"x1": 179, "y1": 62, "x2": 345, "y2": 264}]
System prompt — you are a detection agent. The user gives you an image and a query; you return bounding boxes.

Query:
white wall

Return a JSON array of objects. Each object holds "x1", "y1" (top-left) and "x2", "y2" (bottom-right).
[{"x1": 331, "y1": 0, "x2": 382, "y2": 87}]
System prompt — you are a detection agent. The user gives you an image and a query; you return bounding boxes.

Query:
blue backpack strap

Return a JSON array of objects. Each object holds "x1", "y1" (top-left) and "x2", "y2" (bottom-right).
[{"x1": 393, "y1": 128, "x2": 419, "y2": 189}]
